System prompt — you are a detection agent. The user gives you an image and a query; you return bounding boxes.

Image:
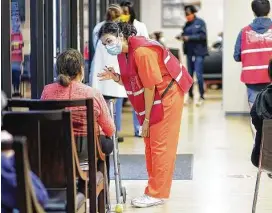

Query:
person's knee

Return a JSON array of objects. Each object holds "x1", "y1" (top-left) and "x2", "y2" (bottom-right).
[{"x1": 100, "y1": 135, "x2": 114, "y2": 155}]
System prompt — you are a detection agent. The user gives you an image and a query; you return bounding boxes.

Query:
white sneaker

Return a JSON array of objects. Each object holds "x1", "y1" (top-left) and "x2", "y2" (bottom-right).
[
  {"x1": 184, "y1": 97, "x2": 193, "y2": 105},
  {"x1": 196, "y1": 98, "x2": 204, "y2": 107},
  {"x1": 131, "y1": 194, "x2": 164, "y2": 208}
]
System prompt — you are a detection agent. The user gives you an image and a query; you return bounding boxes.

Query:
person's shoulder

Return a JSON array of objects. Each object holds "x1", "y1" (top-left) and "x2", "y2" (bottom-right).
[
  {"x1": 133, "y1": 19, "x2": 147, "y2": 30},
  {"x1": 43, "y1": 82, "x2": 59, "y2": 91},
  {"x1": 195, "y1": 17, "x2": 205, "y2": 24},
  {"x1": 134, "y1": 46, "x2": 156, "y2": 58},
  {"x1": 82, "y1": 84, "x2": 102, "y2": 98},
  {"x1": 255, "y1": 85, "x2": 270, "y2": 102},
  {"x1": 94, "y1": 21, "x2": 105, "y2": 32}
]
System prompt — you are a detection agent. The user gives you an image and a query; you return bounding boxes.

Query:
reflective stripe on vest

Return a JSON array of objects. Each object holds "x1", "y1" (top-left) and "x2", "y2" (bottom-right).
[
  {"x1": 135, "y1": 100, "x2": 162, "y2": 116},
  {"x1": 176, "y1": 66, "x2": 183, "y2": 82},
  {"x1": 242, "y1": 65, "x2": 268, "y2": 71},
  {"x1": 241, "y1": 47, "x2": 272, "y2": 54},
  {"x1": 164, "y1": 52, "x2": 183, "y2": 83},
  {"x1": 126, "y1": 88, "x2": 144, "y2": 96}
]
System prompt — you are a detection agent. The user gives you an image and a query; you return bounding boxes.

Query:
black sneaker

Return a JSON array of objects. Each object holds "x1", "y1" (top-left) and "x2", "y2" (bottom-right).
[
  {"x1": 118, "y1": 137, "x2": 124, "y2": 143},
  {"x1": 268, "y1": 173, "x2": 272, "y2": 179},
  {"x1": 134, "y1": 133, "x2": 142, "y2": 138}
]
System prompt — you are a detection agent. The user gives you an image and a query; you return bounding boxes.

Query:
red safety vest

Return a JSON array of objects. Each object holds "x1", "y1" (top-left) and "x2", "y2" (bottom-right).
[
  {"x1": 118, "y1": 36, "x2": 193, "y2": 126},
  {"x1": 241, "y1": 25, "x2": 272, "y2": 84},
  {"x1": 11, "y1": 32, "x2": 24, "y2": 62}
]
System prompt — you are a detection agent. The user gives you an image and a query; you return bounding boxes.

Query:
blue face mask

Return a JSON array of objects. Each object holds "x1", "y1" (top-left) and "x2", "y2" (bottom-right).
[{"x1": 105, "y1": 39, "x2": 122, "y2": 55}]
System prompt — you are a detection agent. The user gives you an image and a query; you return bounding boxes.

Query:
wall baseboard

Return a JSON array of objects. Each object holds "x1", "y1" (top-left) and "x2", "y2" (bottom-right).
[{"x1": 225, "y1": 112, "x2": 250, "y2": 116}]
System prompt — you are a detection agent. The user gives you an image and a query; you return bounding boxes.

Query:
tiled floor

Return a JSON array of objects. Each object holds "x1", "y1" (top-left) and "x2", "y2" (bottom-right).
[{"x1": 109, "y1": 90, "x2": 272, "y2": 213}]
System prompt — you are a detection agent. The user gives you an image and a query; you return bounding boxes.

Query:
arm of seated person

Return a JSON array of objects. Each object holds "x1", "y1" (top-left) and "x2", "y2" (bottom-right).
[
  {"x1": 93, "y1": 91, "x2": 116, "y2": 137},
  {"x1": 1, "y1": 155, "x2": 49, "y2": 209}
]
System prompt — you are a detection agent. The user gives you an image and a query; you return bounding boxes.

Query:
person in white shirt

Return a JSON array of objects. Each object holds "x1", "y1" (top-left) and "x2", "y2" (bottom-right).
[
  {"x1": 90, "y1": 4, "x2": 126, "y2": 142},
  {"x1": 119, "y1": 1, "x2": 149, "y2": 137}
]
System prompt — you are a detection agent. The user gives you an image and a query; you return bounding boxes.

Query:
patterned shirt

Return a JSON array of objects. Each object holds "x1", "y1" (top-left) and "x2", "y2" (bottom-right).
[{"x1": 41, "y1": 81, "x2": 115, "y2": 137}]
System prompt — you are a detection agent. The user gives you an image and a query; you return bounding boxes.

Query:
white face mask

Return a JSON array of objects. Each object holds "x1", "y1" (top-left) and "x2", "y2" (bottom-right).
[
  {"x1": 160, "y1": 37, "x2": 165, "y2": 43},
  {"x1": 105, "y1": 38, "x2": 122, "y2": 55}
]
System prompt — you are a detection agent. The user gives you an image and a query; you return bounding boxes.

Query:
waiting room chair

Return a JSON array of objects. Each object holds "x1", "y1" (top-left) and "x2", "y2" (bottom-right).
[
  {"x1": 2, "y1": 137, "x2": 46, "y2": 213},
  {"x1": 252, "y1": 119, "x2": 272, "y2": 213},
  {"x1": 6, "y1": 98, "x2": 107, "y2": 213},
  {"x1": 2, "y1": 110, "x2": 88, "y2": 213}
]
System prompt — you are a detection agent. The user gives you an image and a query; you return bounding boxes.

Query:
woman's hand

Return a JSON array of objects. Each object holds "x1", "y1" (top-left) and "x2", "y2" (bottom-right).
[
  {"x1": 97, "y1": 66, "x2": 117, "y2": 81},
  {"x1": 141, "y1": 119, "x2": 150, "y2": 138}
]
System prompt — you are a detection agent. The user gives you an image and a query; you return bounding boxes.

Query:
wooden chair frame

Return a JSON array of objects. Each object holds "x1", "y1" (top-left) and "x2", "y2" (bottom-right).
[
  {"x1": 3, "y1": 110, "x2": 88, "y2": 213},
  {"x1": 6, "y1": 98, "x2": 107, "y2": 213},
  {"x1": 2, "y1": 137, "x2": 45, "y2": 213},
  {"x1": 252, "y1": 119, "x2": 272, "y2": 213}
]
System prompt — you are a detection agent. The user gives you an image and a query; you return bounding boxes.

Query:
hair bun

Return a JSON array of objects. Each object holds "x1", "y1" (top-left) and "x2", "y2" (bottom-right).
[{"x1": 58, "y1": 74, "x2": 71, "y2": 87}]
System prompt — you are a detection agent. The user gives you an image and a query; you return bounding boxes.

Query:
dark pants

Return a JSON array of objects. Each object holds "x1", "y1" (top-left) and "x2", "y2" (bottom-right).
[
  {"x1": 12, "y1": 71, "x2": 21, "y2": 92},
  {"x1": 12, "y1": 62, "x2": 22, "y2": 93},
  {"x1": 187, "y1": 55, "x2": 205, "y2": 98},
  {"x1": 76, "y1": 135, "x2": 113, "y2": 185}
]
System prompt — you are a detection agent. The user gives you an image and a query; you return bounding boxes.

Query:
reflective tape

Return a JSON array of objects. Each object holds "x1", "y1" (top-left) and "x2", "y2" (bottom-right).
[
  {"x1": 126, "y1": 88, "x2": 144, "y2": 96},
  {"x1": 164, "y1": 54, "x2": 170, "y2": 64},
  {"x1": 242, "y1": 65, "x2": 268, "y2": 71},
  {"x1": 175, "y1": 70, "x2": 183, "y2": 82},
  {"x1": 241, "y1": 48, "x2": 272, "y2": 54},
  {"x1": 135, "y1": 100, "x2": 162, "y2": 116}
]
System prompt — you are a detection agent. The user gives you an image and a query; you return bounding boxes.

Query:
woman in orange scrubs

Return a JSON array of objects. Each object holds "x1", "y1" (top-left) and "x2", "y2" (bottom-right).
[{"x1": 98, "y1": 22, "x2": 185, "y2": 208}]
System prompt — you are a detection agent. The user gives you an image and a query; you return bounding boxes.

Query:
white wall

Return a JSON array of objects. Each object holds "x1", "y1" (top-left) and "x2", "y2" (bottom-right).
[
  {"x1": 223, "y1": 0, "x2": 254, "y2": 113},
  {"x1": 140, "y1": 0, "x2": 224, "y2": 50}
]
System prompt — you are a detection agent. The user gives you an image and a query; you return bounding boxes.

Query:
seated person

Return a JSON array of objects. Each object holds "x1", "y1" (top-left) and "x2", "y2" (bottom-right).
[
  {"x1": 1, "y1": 92, "x2": 48, "y2": 212},
  {"x1": 40, "y1": 49, "x2": 115, "y2": 181},
  {"x1": 250, "y1": 59, "x2": 272, "y2": 169}
]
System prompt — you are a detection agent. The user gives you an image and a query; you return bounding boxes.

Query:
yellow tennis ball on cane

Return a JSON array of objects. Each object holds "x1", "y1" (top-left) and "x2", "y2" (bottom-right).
[{"x1": 115, "y1": 204, "x2": 123, "y2": 213}]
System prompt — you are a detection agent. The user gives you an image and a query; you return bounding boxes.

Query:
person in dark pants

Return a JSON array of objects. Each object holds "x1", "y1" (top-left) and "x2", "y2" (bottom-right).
[
  {"x1": 250, "y1": 59, "x2": 272, "y2": 175},
  {"x1": 177, "y1": 5, "x2": 208, "y2": 106},
  {"x1": 11, "y1": 62, "x2": 22, "y2": 97}
]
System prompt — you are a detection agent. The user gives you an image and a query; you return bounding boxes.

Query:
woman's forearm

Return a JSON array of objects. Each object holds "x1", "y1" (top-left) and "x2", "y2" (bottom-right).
[
  {"x1": 144, "y1": 86, "x2": 155, "y2": 120},
  {"x1": 113, "y1": 74, "x2": 124, "y2": 85}
]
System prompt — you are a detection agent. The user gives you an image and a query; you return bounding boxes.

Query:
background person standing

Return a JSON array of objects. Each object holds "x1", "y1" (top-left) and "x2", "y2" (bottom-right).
[
  {"x1": 177, "y1": 5, "x2": 208, "y2": 106},
  {"x1": 234, "y1": 0, "x2": 272, "y2": 109},
  {"x1": 90, "y1": 4, "x2": 127, "y2": 142}
]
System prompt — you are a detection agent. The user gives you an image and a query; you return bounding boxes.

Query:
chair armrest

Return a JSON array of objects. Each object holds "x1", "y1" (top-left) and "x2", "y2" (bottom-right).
[
  {"x1": 72, "y1": 138, "x2": 88, "y2": 181},
  {"x1": 94, "y1": 122, "x2": 105, "y2": 162},
  {"x1": 95, "y1": 135, "x2": 105, "y2": 162}
]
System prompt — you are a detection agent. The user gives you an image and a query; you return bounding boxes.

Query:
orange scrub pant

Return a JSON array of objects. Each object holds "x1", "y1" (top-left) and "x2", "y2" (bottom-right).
[{"x1": 144, "y1": 80, "x2": 184, "y2": 199}]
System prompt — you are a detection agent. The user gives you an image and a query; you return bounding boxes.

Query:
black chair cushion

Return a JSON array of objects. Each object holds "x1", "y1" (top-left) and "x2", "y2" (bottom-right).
[
  {"x1": 20, "y1": 74, "x2": 31, "y2": 82},
  {"x1": 45, "y1": 189, "x2": 85, "y2": 212}
]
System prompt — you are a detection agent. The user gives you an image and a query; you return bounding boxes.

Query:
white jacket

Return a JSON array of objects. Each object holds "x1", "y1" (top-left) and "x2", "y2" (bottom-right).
[{"x1": 90, "y1": 20, "x2": 149, "y2": 98}]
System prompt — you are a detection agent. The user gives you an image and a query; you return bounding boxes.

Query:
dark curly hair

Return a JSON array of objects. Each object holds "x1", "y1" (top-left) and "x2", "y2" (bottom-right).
[
  {"x1": 56, "y1": 48, "x2": 84, "y2": 87},
  {"x1": 98, "y1": 21, "x2": 137, "y2": 40},
  {"x1": 184, "y1": 5, "x2": 197, "y2": 14}
]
